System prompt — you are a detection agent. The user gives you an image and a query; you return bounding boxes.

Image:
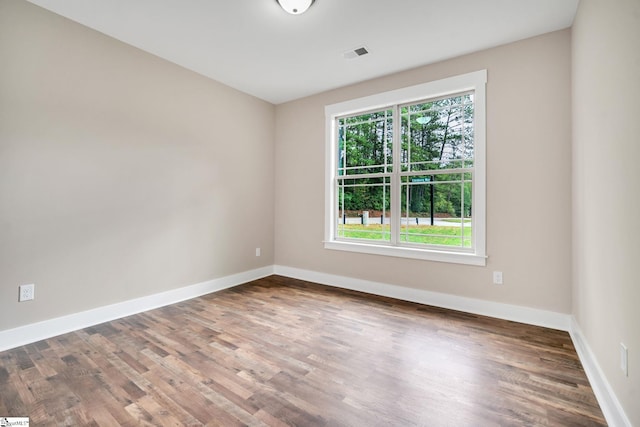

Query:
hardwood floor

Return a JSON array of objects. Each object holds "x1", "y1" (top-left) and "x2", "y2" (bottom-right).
[{"x1": 0, "y1": 275, "x2": 606, "y2": 426}]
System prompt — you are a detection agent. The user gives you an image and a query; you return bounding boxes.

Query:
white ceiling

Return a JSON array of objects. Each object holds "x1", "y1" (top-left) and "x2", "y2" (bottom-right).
[{"x1": 26, "y1": 0, "x2": 579, "y2": 104}]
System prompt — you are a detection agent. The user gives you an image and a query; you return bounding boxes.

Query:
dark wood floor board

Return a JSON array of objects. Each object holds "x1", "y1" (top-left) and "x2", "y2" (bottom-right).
[
  {"x1": 140, "y1": 360, "x2": 215, "y2": 425},
  {"x1": 0, "y1": 275, "x2": 606, "y2": 426},
  {"x1": 145, "y1": 351, "x2": 261, "y2": 427},
  {"x1": 124, "y1": 400, "x2": 156, "y2": 426},
  {"x1": 253, "y1": 408, "x2": 291, "y2": 427},
  {"x1": 267, "y1": 370, "x2": 379, "y2": 427},
  {"x1": 131, "y1": 395, "x2": 185, "y2": 427}
]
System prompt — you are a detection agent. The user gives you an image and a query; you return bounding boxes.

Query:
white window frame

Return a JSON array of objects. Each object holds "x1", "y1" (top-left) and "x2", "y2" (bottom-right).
[{"x1": 324, "y1": 70, "x2": 487, "y2": 266}]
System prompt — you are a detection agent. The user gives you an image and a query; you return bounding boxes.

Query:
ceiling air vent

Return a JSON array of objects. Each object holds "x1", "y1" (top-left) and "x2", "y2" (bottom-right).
[{"x1": 343, "y1": 46, "x2": 369, "y2": 60}]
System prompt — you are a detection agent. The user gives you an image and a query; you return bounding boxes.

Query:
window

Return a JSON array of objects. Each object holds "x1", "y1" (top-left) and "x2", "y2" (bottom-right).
[{"x1": 324, "y1": 70, "x2": 486, "y2": 265}]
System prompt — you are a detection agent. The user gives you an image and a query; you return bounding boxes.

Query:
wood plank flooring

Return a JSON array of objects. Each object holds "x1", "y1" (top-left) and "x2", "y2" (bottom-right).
[{"x1": 0, "y1": 275, "x2": 606, "y2": 426}]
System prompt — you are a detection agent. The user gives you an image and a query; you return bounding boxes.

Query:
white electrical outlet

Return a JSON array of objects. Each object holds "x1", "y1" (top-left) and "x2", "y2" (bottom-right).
[
  {"x1": 255, "y1": 247, "x2": 261, "y2": 257},
  {"x1": 493, "y1": 271, "x2": 503, "y2": 285},
  {"x1": 621, "y1": 343, "x2": 628, "y2": 377},
  {"x1": 19, "y1": 283, "x2": 35, "y2": 302}
]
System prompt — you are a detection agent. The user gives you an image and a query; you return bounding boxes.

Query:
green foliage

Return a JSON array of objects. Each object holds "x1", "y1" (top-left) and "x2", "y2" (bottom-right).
[{"x1": 337, "y1": 93, "x2": 474, "y2": 219}]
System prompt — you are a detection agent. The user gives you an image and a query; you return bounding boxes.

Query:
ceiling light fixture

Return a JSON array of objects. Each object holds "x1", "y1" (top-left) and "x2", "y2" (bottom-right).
[{"x1": 276, "y1": 0, "x2": 315, "y2": 15}]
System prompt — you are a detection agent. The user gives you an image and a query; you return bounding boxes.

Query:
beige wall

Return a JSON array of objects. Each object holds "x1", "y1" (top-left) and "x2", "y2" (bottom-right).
[
  {"x1": 275, "y1": 30, "x2": 572, "y2": 313},
  {"x1": 572, "y1": 0, "x2": 640, "y2": 424},
  {"x1": 2, "y1": 0, "x2": 636, "y2": 422},
  {"x1": 0, "y1": 0, "x2": 275, "y2": 331}
]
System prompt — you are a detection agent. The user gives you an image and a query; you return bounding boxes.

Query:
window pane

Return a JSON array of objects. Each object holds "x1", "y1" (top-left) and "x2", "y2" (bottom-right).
[
  {"x1": 338, "y1": 110, "x2": 393, "y2": 176},
  {"x1": 401, "y1": 93, "x2": 474, "y2": 173},
  {"x1": 327, "y1": 70, "x2": 486, "y2": 263},
  {"x1": 336, "y1": 177, "x2": 391, "y2": 242},
  {"x1": 400, "y1": 175, "x2": 472, "y2": 248}
]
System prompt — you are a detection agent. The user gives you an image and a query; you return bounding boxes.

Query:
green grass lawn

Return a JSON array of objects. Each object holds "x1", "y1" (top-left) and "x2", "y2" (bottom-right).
[{"x1": 337, "y1": 224, "x2": 472, "y2": 247}]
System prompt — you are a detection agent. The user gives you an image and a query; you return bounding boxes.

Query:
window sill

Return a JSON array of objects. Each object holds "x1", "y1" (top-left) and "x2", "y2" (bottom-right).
[{"x1": 324, "y1": 240, "x2": 487, "y2": 266}]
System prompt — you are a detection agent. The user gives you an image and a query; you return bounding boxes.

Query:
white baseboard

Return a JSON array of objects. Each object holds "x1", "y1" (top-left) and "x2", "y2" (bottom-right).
[
  {"x1": 0, "y1": 266, "x2": 274, "y2": 353},
  {"x1": 274, "y1": 265, "x2": 571, "y2": 331},
  {"x1": 273, "y1": 265, "x2": 630, "y2": 427},
  {"x1": 569, "y1": 318, "x2": 632, "y2": 427},
  {"x1": 0, "y1": 264, "x2": 568, "y2": 353},
  {"x1": 1, "y1": 264, "x2": 629, "y2": 427}
]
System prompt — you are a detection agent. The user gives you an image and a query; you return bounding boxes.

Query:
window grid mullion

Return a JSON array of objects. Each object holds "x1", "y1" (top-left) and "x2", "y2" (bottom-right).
[
  {"x1": 390, "y1": 104, "x2": 400, "y2": 246},
  {"x1": 332, "y1": 88, "x2": 478, "y2": 251},
  {"x1": 383, "y1": 110, "x2": 390, "y2": 225}
]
